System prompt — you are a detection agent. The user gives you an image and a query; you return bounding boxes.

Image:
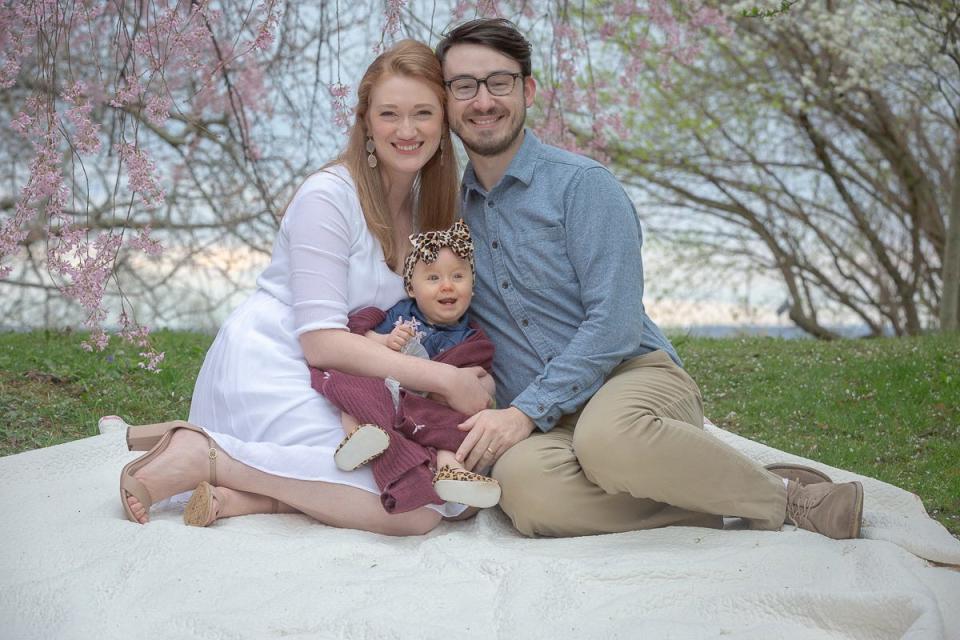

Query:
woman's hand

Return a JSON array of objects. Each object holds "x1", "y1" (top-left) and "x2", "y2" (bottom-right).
[{"x1": 438, "y1": 366, "x2": 493, "y2": 416}]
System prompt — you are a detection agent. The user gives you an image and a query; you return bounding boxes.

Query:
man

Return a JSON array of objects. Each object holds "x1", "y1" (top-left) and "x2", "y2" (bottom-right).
[{"x1": 437, "y1": 18, "x2": 864, "y2": 538}]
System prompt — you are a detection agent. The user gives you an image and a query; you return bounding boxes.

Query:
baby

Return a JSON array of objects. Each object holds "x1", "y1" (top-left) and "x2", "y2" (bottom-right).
[{"x1": 310, "y1": 219, "x2": 500, "y2": 513}]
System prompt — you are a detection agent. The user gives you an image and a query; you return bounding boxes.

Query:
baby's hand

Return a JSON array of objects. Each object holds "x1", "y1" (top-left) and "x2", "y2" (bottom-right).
[{"x1": 386, "y1": 323, "x2": 416, "y2": 351}]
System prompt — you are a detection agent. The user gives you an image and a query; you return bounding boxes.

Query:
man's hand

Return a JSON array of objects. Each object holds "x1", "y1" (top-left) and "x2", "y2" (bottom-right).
[{"x1": 456, "y1": 406, "x2": 536, "y2": 471}]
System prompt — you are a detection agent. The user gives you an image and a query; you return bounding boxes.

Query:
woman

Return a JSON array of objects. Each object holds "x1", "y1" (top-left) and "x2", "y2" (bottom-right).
[{"x1": 119, "y1": 40, "x2": 492, "y2": 536}]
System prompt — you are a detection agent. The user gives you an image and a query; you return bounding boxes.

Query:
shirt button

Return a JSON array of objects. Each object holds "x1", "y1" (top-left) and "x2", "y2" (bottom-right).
[
  {"x1": 547, "y1": 356, "x2": 553, "y2": 363},
  {"x1": 521, "y1": 319, "x2": 528, "y2": 327},
  {"x1": 501, "y1": 281, "x2": 509, "y2": 289},
  {"x1": 547, "y1": 416, "x2": 555, "y2": 423},
  {"x1": 488, "y1": 200, "x2": 495, "y2": 207},
  {"x1": 538, "y1": 404, "x2": 545, "y2": 412},
  {"x1": 572, "y1": 385, "x2": 579, "y2": 392},
  {"x1": 492, "y1": 240, "x2": 498, "y2": 249}
]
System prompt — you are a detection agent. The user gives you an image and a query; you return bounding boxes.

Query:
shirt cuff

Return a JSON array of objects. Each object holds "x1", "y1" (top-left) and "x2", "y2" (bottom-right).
[{"x1": 511, "y1": 387, "x2": 563, "y2": 432}]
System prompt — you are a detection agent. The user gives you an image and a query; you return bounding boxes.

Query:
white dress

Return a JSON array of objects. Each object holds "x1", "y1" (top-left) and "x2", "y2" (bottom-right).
[{"x1": 189, "y1": 164, "x2": 465, "y2": 517}]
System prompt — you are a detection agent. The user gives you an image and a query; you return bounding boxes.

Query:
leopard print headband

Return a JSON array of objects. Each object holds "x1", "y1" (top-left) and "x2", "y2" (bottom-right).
[{"x1": 402, "y1": 219, "x2": 475, "y2": 291}]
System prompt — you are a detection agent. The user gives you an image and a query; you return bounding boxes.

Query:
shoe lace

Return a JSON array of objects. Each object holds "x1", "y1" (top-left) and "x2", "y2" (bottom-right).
[{"x1": 785, "y1": 493, "x2": 814, "y2": 531}]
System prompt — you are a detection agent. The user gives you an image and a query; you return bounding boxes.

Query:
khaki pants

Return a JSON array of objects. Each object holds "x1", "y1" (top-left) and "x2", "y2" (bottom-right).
[{"x1": 492, "y1": 351, "x2": 787, "y2": 537}]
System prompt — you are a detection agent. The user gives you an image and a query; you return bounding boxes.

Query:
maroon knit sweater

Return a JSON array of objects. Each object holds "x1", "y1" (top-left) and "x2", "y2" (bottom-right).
[{"x1": 309, "y1": 306, "x2": 494, "y2": 514}]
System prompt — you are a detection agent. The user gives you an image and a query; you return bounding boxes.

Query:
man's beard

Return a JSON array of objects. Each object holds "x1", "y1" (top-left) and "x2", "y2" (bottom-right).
[{"x1": 452, "y1": 108, "x2": 526, "y2": 158}]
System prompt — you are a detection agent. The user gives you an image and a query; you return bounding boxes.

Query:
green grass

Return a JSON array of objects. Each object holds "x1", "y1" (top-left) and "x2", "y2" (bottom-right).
[
  {"x1": 2, "y1": 329, "x2": 958, "y2": 536},
  {"x1": 0, "y1": 329, "x2": 210, "y2": 453},
  {"x1": 675, "y1": 333, "x2": 959, "y2": 537}
]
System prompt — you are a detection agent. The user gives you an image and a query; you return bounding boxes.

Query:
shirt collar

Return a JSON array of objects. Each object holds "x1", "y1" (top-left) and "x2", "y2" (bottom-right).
[{"x1": 462, "y1": 128, "x2": 541, "y2": 195}]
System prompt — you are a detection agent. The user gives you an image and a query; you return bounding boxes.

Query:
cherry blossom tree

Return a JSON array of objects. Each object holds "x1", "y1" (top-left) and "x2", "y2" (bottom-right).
[{"x1": 1, "y1": 0, "x2": 733, "y2": 367}]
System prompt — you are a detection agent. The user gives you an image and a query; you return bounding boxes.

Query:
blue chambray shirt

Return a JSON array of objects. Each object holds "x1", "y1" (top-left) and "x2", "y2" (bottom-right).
[{"x1": 461, "y1": 130, "x2": 680, "y2": 432}]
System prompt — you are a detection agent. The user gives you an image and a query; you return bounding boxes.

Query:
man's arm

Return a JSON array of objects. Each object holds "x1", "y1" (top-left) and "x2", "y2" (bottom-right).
[{"x1": 458, "y1": 166, "x2": 646, "y2": 468}]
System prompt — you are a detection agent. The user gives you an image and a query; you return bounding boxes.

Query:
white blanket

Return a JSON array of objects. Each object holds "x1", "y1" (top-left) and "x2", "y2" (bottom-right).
[{"x1": 2, "y1": 422, "x2": 958, "y2": 640}]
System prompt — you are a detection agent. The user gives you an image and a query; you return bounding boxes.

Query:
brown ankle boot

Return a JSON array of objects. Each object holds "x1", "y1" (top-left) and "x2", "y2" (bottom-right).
[{"x1": 784, "y1": 480, "x2": 863, "y2": 539}]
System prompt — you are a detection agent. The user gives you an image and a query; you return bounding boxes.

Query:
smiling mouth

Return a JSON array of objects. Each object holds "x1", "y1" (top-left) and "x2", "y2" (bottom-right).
[
  {"x1": 468, "y1": 114, "x2": 503, "y2": 127},
  {"x1": 438, "y1": 298, "x2": 458, "y2": 305},
  {"x1": 393, "y1": 142, "x2": 423, "y2": 152}
]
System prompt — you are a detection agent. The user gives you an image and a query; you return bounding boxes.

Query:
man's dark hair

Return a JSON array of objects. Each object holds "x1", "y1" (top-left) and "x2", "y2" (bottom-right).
[{"x1": 436, "y1": 18, "x2": 533, "y2": 78}]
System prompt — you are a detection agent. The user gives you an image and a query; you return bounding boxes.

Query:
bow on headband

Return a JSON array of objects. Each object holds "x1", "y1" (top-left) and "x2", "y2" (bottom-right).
[{"x1": 402, "y1": 219, "x2": 475, "y2": 291}]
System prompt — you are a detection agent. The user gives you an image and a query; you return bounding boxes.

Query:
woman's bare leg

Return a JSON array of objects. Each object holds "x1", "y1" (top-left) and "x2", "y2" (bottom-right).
[
  {"x1": 201, "y1": 486, "x2": 299, "y2": 522},
  {"x1": 126, "y1": 428, "x2": 442, "y2": 536}
]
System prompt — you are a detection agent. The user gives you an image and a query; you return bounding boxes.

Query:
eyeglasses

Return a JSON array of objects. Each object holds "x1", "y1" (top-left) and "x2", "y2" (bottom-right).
[{"x1": 444, "y1": 72, "x2": 522, "y2": 100}]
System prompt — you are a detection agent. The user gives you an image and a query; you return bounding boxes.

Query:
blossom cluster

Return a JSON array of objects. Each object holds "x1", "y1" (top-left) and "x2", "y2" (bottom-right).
[
  {"x1": 1, "y1": 0, "x2": 279, "y2": 371},
  {"x1": 1, "y1": 0, "x2": 728, "y2": 373},
  {"x1": 449, "y1": 0, "x2": 731, "y2": 158},
  {"x1": 330, "y1": 82, "x2": 353, "y2": 133}
]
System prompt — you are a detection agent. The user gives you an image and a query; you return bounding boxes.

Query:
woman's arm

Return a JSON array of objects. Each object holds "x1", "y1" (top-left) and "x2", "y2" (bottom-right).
[
  {"x1": 300, "y1": 329, "x2": 490, "y2": 416},
  {"x1": 364, "y1": 323, "x2": 417, "y2": 352}
]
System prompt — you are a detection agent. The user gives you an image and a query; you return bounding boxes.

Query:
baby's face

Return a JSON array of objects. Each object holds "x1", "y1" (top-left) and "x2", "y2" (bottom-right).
[{"x1": 407, "y1": 247, "x2": 473, "y2": 325}]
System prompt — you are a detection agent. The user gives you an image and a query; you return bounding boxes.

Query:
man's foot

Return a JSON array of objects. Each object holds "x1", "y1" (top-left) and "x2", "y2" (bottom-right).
[
  {"x1": 784, "y1": 480, "x2": 863, "y2": 539},
  {"x1": 765, "y1": 463, "x2": 832, "y2": 485},
  {"x1": 124, "y1": 428, "x2": 218, "y2": 524}
]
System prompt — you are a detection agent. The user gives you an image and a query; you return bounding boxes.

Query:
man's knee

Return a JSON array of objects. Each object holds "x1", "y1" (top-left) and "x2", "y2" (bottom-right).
[{"x1": 572, "y1": 410, "x2": 660, "y2": 476}]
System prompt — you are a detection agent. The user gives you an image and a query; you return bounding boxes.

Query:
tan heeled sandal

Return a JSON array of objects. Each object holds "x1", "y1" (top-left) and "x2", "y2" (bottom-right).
[
  {"x1": 125, "y1": 419, "x2": 194, "y2": 451},
  {"x1": 183, "y1": 482, "x2": 280, "y2": 527},
  {"x1": 119, "y1": 422, "x2": 218, "y2": 524}
]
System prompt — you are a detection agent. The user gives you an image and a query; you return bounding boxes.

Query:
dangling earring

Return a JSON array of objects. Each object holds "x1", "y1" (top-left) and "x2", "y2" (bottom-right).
[
  {"x1": 439, "y1": 140, "x2": 445, "y2": 167},
  {"x1": 366, "y1": 137, "x2": 378, "y2": 168}
]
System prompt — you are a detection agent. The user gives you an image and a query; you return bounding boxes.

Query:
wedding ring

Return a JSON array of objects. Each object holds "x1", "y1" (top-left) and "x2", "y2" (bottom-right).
[{"x1": 486, "y1": 447, "x2": 495, "y2": 455}]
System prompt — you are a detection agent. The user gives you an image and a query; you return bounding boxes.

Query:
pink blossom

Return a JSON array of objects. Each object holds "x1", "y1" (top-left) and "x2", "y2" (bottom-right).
[
  {"x1": 145, "y1": 94, "x2": 172, "y2": 126},
  {"x1": 116, "y1": 142, "x2": 165, "y2": 209},
  {"x1": 330, "y1": 82, "x2": 352, "y2": 132},
  {"x1": 384, "y1": 0, "x2": 406, "y2": 36},
  {"x1": 64, "y1": 103, "x2": 102, "y2": 154},
  {"x1": 138, "y1": 350, "x2": 165, "y2": 372},
  {"x1": 476, "y1": 0, "x2": 502, "y2": 17},
  {"x1": 48, "y1": 226, "x2": 122, "y2": 317},
  {"x1": 10, "y1": 112, "x2": 33, "y2": 135},
  {"x1": 691, "y1": 6, "x2": 732, "y2": 37},
  {"x1": 81, "y1": 329, "x2": 110, "y2": 352},
  {"x1": 599, "y1": 21, "x2": 618, "y2": 39},
  {"x1": 130, "y1": 225, "x2": 164, "y2": 257},
  {"x1": 119, "y1": 312, "x2": 152, "y2": 347},
  {"x1": 109, "y1": 76, "x2": 142, "y2": 108},
  {"x1": 250, "y1": 0, "x2": 279, "y2": 51}
]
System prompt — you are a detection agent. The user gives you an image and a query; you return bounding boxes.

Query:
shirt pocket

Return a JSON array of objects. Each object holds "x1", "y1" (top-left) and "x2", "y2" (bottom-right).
[{"x1": 512, "y1": 226, "x2": 577, "y2": 291}]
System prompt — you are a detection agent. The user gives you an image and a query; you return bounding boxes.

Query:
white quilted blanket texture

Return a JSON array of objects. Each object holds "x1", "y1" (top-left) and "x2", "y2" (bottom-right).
[{"x1": 1, "y1": 423, "x2": 958, "y2": 640}]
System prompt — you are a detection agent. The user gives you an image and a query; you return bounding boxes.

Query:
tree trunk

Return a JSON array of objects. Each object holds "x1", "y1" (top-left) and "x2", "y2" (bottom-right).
[{"x1": 941, "y1": 140, "x2": 960, "y2": 332}]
